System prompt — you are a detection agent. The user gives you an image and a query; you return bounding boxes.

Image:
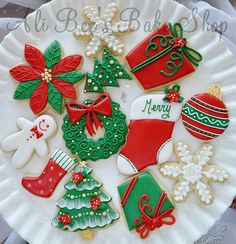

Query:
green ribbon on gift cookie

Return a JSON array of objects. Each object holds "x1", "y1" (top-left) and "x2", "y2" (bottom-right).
[{"x1": 131, "y1": 22, "x2": 203, "y2": 77}]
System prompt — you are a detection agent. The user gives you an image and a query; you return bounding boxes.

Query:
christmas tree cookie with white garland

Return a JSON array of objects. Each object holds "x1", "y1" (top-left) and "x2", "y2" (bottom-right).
[{"x1": 52, "y1": 161, "x2": 119, "y2": 240}]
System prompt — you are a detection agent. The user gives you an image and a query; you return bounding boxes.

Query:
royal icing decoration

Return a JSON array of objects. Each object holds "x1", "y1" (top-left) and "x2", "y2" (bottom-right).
[
  {"x1": 22, "y1": 149, "x2": 77, "y2": 198},
  {"x1": 1, "y1": 115, "x2": 56, "y2": 168},
  {"x1": 117, "y1": 93, "x2": 182, "y2": 175},
  {"x1": 118, "y1": 172, "x2": 175, "y2": 239},
  {"x1": 160, "y1": 142, "x2": 229, "y2": 205},
  {"x1": 84, "y1": 49, "x2": 131, "y2": 93},
  {"x1": 126, "y1": 22, "x2": 202, "y2": 90},
  {"x1": 182, "y1": 84, "x2": 230, "y2": 140},
  {"x1": 52, "y1": 161, "x2": 119, "y2": 239},
  {"x1": 10, "y1": 40, "x2": 84, "y2": 114},
  {"x1": 63, "y1": 93, "x2": 128, "y2": 161},
  {"x1": 163, "y1": 84, "x2": 184, "y2": 103},
  {"x1": 74, "y1": 2, "x2": 134, "y2": 57}
]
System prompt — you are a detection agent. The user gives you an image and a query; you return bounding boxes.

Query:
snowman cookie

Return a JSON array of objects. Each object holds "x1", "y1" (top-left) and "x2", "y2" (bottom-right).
[{"x1": 1, "y1": 115, "x2": 57, "y2": 168}]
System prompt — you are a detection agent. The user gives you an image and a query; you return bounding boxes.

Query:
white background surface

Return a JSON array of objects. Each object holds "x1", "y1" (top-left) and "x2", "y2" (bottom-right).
[{"x1": 0, "y1": 0, "x2": 236, "y2": 243}]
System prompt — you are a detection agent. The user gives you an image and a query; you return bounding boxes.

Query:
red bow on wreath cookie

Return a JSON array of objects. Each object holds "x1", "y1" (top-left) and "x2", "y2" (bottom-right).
[
  {"x1": 67, "y1": 93, "x2": 112, "y2": 136},
  {"x1": 134, "y1": 192, "x2": 175, "y2": 239}
]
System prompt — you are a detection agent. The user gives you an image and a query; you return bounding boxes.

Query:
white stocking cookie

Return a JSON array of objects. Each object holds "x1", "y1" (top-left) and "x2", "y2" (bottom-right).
[
  {"x1": 1, "y1": 115, "x2": 57, "y2": 168},
  {"x1": 159, "y1": 142, "x2": 229, "y2": 205},
  {"x1": 74, "y1": 2, "x2": 134, "y2": 58}
]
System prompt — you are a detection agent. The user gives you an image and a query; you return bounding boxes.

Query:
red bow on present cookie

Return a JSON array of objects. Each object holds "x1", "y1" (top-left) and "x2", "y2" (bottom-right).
[
  {"x1": 134, "y1": 192, "x2": 175, "y2": 239},
  {"x1": 67, "y1": 93, "x2": 112, "y2": 136}
]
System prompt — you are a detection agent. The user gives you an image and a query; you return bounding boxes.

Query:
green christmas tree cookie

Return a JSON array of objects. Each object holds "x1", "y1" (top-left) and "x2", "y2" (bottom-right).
[
  {"x1": 52, "y1": 161, "x2": 119, "y2": 240},
  {"x1": 84, "y1": 49, "x2": 131, "y2": 93}
]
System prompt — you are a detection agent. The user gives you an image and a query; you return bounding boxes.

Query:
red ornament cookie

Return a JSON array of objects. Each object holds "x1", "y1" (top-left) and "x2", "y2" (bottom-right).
[
  {"x1": 126, "y1": 22, "x2": 202, "y2": 90},
  {"x1": 182, "y1": 84, "x2": 230, "y2": 140},
  {"x1": 10, "y1": 40, "x2": 84, "y2": 114}
]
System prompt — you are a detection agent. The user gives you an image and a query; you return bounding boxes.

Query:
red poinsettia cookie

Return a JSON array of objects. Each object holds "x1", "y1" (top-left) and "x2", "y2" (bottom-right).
[{"x1": 10, "y1": 40, "x2": 84, "y2": 114}]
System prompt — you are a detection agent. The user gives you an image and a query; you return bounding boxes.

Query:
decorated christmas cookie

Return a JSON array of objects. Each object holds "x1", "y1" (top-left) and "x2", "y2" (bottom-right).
[
  {"x1": 182, "y1": 84, "x2": 230, "y2": 140},
  {"x1": 22, "y1": 149, "x2": 77, "y2": 198},
  {"x1": 63, "y1": 93, "x2": 128, "y2": 161},
  {"x1": 10, "y1": 40, "x2": 84, "y2": 114},
  {"x1": 126, "y1": 22, "x2": 202, "y2": 90},
  {"x1": 84, "y1": 49, "x2": 131, "y2": 93},
  {"x1": 52, "y1": 161, "x2": 119, "y2": 240},
  {"x1": 117, "y1": 92, "x2": 183, "y2": 175},
  {"x1": 118, "y1": 172, "x2": 175, "y2": 239},
  {"x1": 1, "y1": 115, "x2": 57, "y2": 168},
  {"x1": 73, "y1": 2, "x2": 134, "y2": 58},
  {"x1": 160, "y1": 142, "x2": 229, "y2": 205}
]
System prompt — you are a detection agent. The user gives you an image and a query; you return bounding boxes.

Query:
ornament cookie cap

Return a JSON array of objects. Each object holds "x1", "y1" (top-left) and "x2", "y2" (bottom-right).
[{"x1": 205, "y1": 84, "x2": 223, "y2": 100}]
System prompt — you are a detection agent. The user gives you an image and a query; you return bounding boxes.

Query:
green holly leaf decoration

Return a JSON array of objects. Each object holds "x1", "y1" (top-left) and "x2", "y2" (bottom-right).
[
  {"x1": 44, "y1": 40, "x2": 61, "y2": 69},
  {"x1": 179, "y1": 96, "x2": 184, "y2": 103},
  {"x1": 14, "y1": 79, "x2": 41, "y2": 99},
  {"x1": 54, "y1": 71, "x2": 85, "y2": 84},
  {"x1": 48, "y1": 82, "x2": 63, "y2": 113},
  {"x1": 84, "y1": 73, "x2": 103, "y2": 93}
]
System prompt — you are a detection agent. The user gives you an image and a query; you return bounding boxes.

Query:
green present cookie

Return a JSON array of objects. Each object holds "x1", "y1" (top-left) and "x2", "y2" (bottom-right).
[{"x1": 118, "y1": 171, "x2": 176, "y2": 239}]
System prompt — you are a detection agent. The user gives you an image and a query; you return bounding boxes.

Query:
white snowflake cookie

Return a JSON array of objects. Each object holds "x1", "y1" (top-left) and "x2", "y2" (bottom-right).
[
  {"x1": 74, "y1": 2, "x2": 134, "y2": 57},
  {"x1": 159, "y1": 142, "x2": 229, "y2": 205}
]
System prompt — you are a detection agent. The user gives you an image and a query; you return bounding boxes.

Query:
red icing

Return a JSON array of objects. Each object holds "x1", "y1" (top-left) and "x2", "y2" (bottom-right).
[
  {"x1": 58, "y1": 214, "x2": 71, "y2": 226},
  {"x1": 90, "y1": 196, "x2": 102, "y2": 210},
  {"x1": 126, "y1": 23, "x2": 195, "y2": 90},
  {"x1": 30, "y1": 82, "x2": 48, "y2": 114},
  {"x1": 30, "y1": 126, "x2": 43, "y2": 139},
  {"x1": 121, "y1": 176, "x2": 139, "y2": 208},
  {"x1": 52, "y1": 78, "x2": 77, "y2": 99},
  {"x1": 134, "y1": 192, "x2": 175, "y2": 239},
  {"x1": 72, "y1": 172, "x2": 84, "y2": 184},
  {"x1": 9, "y1": 65, "x2": 41, "y2": 82},
  {"x1": 52, "y1": 55, "x2": 82, "y2": 75},
  {"x1": 67, "y1": 93, "x2": 112, "y2": 136},
  {"x1": 120, "y1": 119, "x2": 174, "y2": 172},
  {"x1": 165, "y1": 90, "x2": 181, "y2": 103},
  {"x1": 22, "y1": 159, "x2": 67, "y2": 198},
  {"x1": 24, "y1": 44, "x2": 46, "y2": 72}
]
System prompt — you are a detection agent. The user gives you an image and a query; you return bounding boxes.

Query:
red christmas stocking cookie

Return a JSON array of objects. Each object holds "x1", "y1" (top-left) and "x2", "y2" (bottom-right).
[
  {"x1": 22, "y1": 149, "x2": 77, "y2": 198},
  {"x1": 117, "y1": 89, "x2": 182, "y2": 175}
]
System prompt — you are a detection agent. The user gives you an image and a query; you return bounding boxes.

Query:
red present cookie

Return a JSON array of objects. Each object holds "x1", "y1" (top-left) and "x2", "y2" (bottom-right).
[{"x1": 126, "y1": 22, "x2": 202, "y2": 90}]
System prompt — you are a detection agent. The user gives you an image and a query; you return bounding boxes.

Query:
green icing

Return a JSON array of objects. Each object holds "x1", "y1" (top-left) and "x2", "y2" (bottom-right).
[
  {"x1": 44, "y1": 40, "x2": 61, "y2": 69},
  {"x1": 84, "y1": 73, "x2": 104, "y2": 93},
  {"x1": 118, "y1": 172, "x2": 174, "y2": 231},
  {"x1": 54, "y1": 71, "x2": 84, "y2": 84},
  {"x1": 84, "y1": 48, "x2": 131, "y2": 93},
  {"x1": 62, "y1": 99, "x2": 128, "y2": 161},
  {"x1": 14, "y1": 79, "x2": 41, "y2": 99},
  {"x1": 48, "y1": 82, "x2": 63, "y2": 114},
  {"x1": 52, "y1": 164, "x2": 119, "y2": 231},
  {"x1": 182, "y1": 103, "x2": 230, "y2": 129}
]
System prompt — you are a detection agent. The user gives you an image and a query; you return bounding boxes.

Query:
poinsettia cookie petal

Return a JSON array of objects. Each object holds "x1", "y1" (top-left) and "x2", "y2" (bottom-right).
[
  {"x1": 14, "y1": 79, "x2": 41, "y2": 99},
  {"x1": 48, "y1": 83, "x2": 63, "y2": 114},
  {"x1": 51, "y1": 78, "x2": 77, "y2": 99},
  {"x1": 30, "y1": 82, "x2": 48, "y2": 114},
  {"x1": 54, "y1": 71, "x2": 84, "y2": 84},
  {"x1": 9, "y1": 65, "x2": 41, "y2": 82},
  {"x1": 24, "y1": 44, "x2": 46, "y2": 72},
  {"x1": 52, "y1": 55, "x2": 82, "y2": 75},
  {"x1": 43, "y1": 40, "x2": 62, "y2": 69}
]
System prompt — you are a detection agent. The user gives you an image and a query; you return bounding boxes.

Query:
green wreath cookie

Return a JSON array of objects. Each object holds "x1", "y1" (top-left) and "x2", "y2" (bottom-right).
[{"x1": 63, "y1": 93, "x2": 128, "y2": 161}]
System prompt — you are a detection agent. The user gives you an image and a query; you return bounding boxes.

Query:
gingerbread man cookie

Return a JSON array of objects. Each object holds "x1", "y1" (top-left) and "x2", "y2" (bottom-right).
[{"x1": 1, "y1": 115, "x2": 57, "y2": 168}]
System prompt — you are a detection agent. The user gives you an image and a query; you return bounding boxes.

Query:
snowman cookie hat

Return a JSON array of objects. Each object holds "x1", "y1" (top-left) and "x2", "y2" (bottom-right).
[{"x1": 117, "y1": 89, "x2": 183, "y2": 176}]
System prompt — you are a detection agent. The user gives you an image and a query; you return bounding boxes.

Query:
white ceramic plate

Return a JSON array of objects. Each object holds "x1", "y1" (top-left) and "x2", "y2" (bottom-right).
[{"x1": 0, "y1": 0, "x2": 236, "y2": 243}]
